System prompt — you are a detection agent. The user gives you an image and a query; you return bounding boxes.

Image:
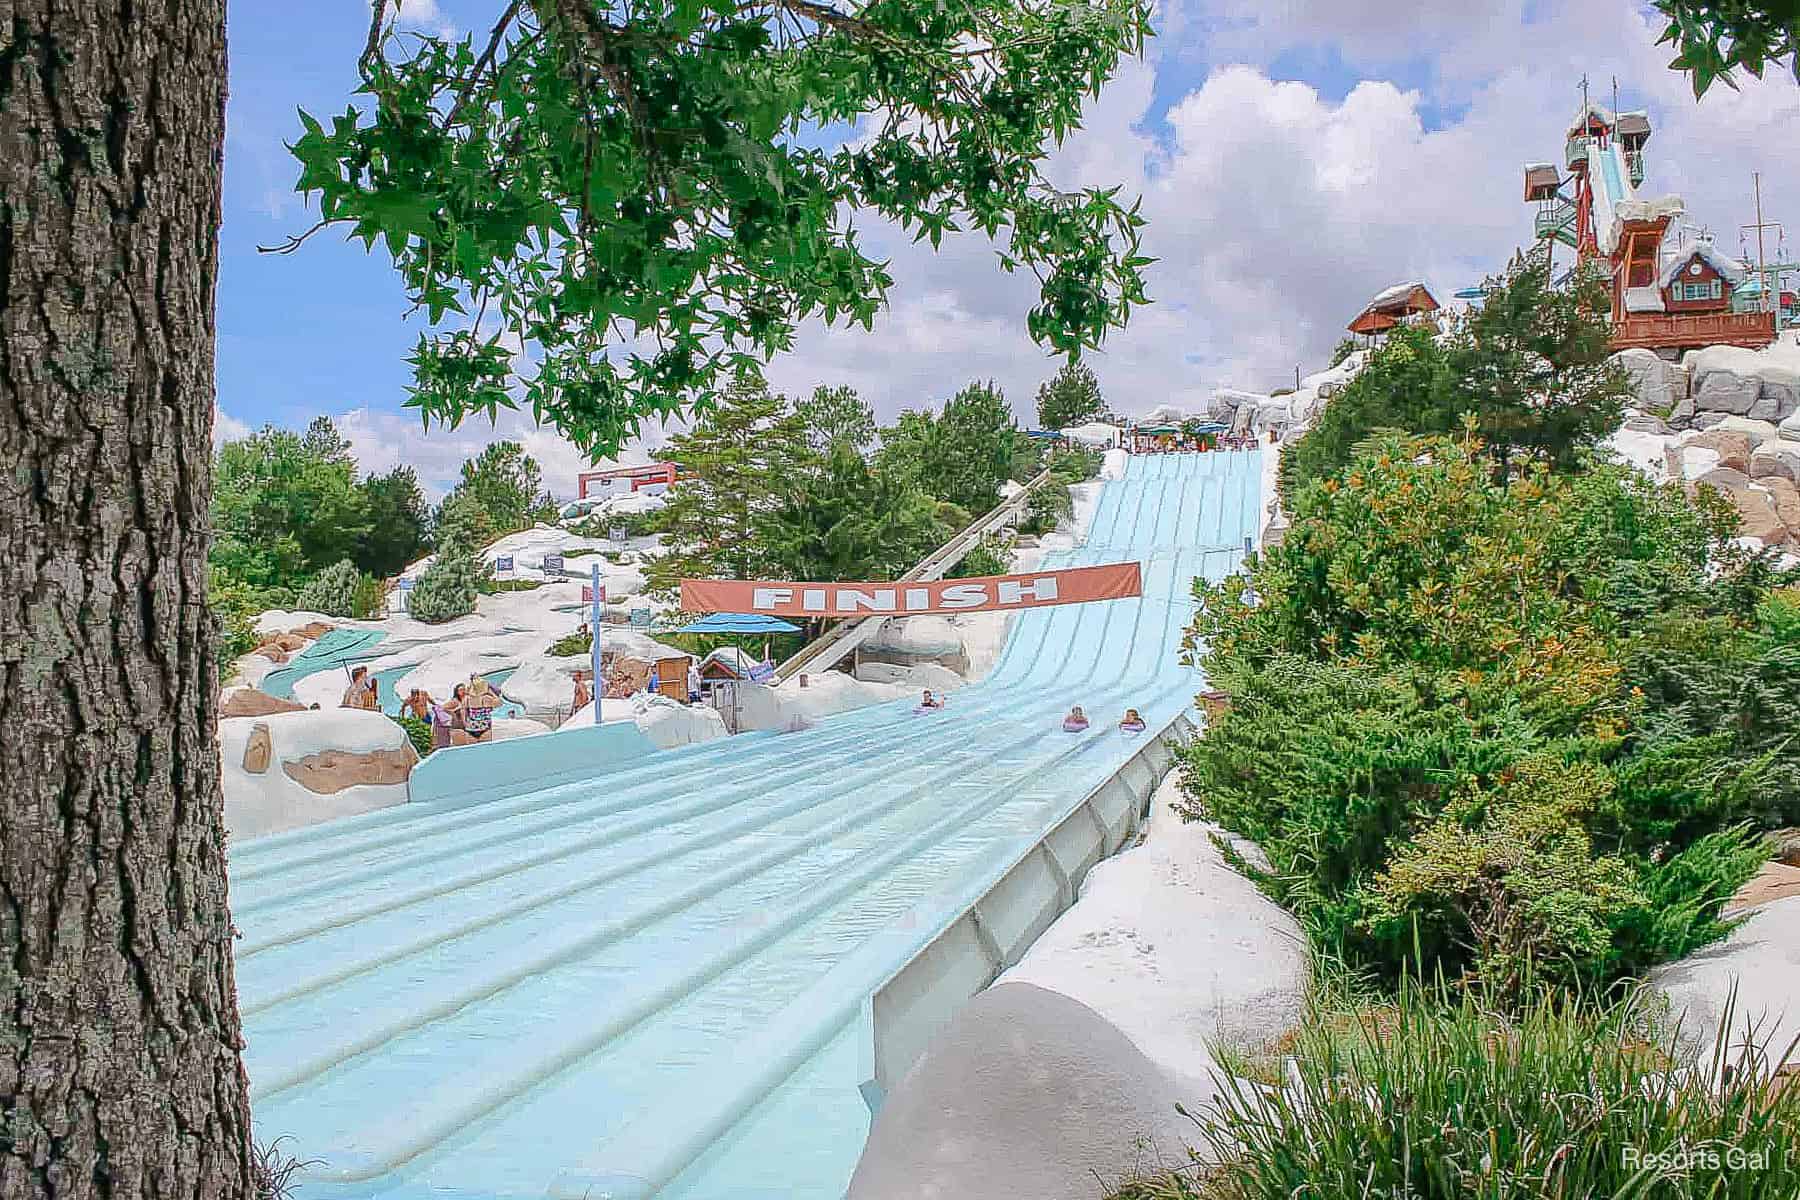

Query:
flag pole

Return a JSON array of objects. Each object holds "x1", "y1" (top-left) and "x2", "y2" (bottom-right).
[{"x1": 590, "y1": 561, "x2": 603, "y2": 727}]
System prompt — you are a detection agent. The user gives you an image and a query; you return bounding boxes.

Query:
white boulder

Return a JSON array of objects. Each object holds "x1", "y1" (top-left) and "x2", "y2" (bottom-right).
[
  {"x1": 846, "y1": 983, "x2": 1201, "y2": 1200},
  {"x1": 1613, "y1": 348, "x2": 1679, "y2": 414},
  {"x1": 220, "y1": 708, "x2": 414, "y2": 840},
  {"x1": 864, "y1": 615, "x2": 965, "y2": 664},
  {"x1": 1650, "y1": 896, "x2": 1800, "y2": 1079},
  {"x1": 1000, "y1": 774, "x2": 1309, "y2": 1099}
]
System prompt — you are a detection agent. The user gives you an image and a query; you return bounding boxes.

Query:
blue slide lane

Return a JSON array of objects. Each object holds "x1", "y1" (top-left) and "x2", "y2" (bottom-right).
[{"x1": 231, "y1": 451, "x2": 1263, "y2": 1200}]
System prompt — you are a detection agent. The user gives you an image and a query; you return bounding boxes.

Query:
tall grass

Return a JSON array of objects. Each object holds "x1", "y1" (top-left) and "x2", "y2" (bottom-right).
[{"x1": 1112, "y1": 982, "x2": 1800, "y2": 1200}]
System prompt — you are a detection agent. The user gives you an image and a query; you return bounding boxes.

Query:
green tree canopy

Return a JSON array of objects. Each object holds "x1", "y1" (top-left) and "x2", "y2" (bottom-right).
[
  {"x1": 1281, "y1": 263, "x2": 1626, "y2": 500},
  {"x1": 878, "y1": 379, "x2": 1022, "y2": 513},
  {"x1": 282, "y1": 0, "x2": 1154, "y2": 459},
  {"x1": 1656, "y1": 0, "x2": 1800, "y2": 96},
  {"x1": 1034, "y1": 360, "x2": 1104, "y2": 429},
  {"x1": 758, "y1": 442, "x2": 944, "y2": 584},
  {"x1": 645, "y1": 370, "x2": 810, "y2": 595},
  {"x1": 435, "y1": 440, "x2": 557, "y2": 550},
  {"x1": 793, "y1": 384, "x2": 876, "y2": 458},
  {"x1": 357, "y1": 464, "x2": 432, "y2": 577},
  {"x1": 212, "y1": 419, "x2": 371, "y2": 589}
]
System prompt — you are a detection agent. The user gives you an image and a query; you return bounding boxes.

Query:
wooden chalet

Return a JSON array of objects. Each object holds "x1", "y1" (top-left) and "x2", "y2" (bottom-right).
[{"x1": 1346, "y1": 282, "x2": 1440, "y2": 336}]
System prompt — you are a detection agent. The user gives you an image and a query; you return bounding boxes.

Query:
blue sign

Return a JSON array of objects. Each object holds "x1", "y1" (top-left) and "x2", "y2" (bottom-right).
[
  {"x1": 543, "y1": 553, "x2": 564, "y2": 574},
  {"x1": 398, "y1": 577, "x2": 416, "y2": 591},
  {"x1": 629, "y1": 607, "x2": 653, "y2": 628},
  {"x1": 494, "y1": 555, "x2": 514, "y2": 572}
]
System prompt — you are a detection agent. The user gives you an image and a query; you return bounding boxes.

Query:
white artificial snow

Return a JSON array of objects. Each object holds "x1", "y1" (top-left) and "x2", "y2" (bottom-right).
[{"x1": 220, "y1": 708, "x2": 414, "y2": 840}]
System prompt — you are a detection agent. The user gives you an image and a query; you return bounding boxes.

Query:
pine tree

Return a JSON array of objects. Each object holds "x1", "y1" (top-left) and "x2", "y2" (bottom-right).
[
  {"x1": 935, "y1": 381, "x2": 1022, "y2": 514},
  {"x1": 356, "y1": 464, "x2": 430, "y2": 578},
  {"x1": 408, "y1": 541, "x2": 487, "y2": 624},
  {"x1": 1034, "y1": 361, "x2": 1105, "y2": 430},
  {"x1": 434, "y1": 441, "x2": 557, "y2": 551},
  {"x1": 794, "y1": 385, "x2": 877, "y2": 457},
  {"x1": 645, "y1": 371, "x2": 811, "y2": 597},
  {"x1": 759, "y1": 444, "x2": 945, "y2": 584}
]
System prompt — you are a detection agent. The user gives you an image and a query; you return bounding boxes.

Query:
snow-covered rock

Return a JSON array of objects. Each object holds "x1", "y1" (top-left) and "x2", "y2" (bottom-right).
[
  {"x1": 1100, "y1": 448, "x2": 1128, "y2": 481},
  {"x1": 489, "y1": 717, "x2": 553, "y2": 742},
  {"x1": 565, "y1": 692, "x2": 726, "y2": 749},
  {"x1": 1687, "y1": 342, "x2": 1800, "y2": 422},
  {"x1": 1617, "y1": 351, "x2": 1680, "y2": 409},
  {"x1": 1059, "y1": 421, "x2": 1121, "y2": 448},
  {"x1": 252, "y1": 609, "x2": 336, "y2": 638},
  {"x1": 864, "y1": 615, "x2": 964, "y2": 665},
  {"x1": 1650, "y1": 895, "x2": 1800, "y2": 1080},
  {"x1": 846, "y1": 983, "x2": 1201, "y2": 1200},
  {"x1": 1751, "y1": 444, "x2": 1800, "y2": 484},
  {"x1": 1000, "y1": 773, "x2": 1309, "y2": 1099},
  {"x1": 851, "y1": 661, "x2": 968, "y2": 693},
  {"x1": 221, "y1": 708, "x2": 414, "y2": 840},
  {"x1": 1605, "y1": 427, "x2": 1673, "y2": 482}
]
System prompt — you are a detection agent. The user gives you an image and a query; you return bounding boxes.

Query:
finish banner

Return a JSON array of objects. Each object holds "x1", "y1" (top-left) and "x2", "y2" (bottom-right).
[{"x1": 680, "y1": 562, "x2": 1143, "y2": 618}]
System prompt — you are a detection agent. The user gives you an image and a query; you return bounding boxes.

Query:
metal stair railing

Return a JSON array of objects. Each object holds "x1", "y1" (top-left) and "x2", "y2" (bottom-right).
[{"x1": 772, "y1": 466, "x2": 1056, "y2": 683}]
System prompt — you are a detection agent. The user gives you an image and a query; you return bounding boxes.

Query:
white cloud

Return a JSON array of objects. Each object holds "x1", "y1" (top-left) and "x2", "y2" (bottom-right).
[
  {"x1": 763, "y1": 0, "x2": 1800, "y2": 420},
  {"x1": 336, "y1": 405, "x2": 664, "y2": 502},
  {"x1": 214, "y1": 404, "x2": 251, "y2": 446},
  {"x1": 379, "y1": 0, "x2": 456, "y2": 38}
]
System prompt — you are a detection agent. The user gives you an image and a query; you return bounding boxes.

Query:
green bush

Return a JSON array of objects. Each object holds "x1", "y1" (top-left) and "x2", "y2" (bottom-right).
[
  {"x1": 1180, "y1": 433, "x2": 1774, "y2": 989},
  {"x1": 407, "y1": 543, "x2": 487, "y2": 623},
  {"x1": 1044, "y1": 445, "x2": 1101, "y2": 484},
  {"x1": 945, "y1": 533, "x2": 1012, "y2": 578},
  {"x1": 209, "y1": 567, "x2": 295, "y2": 662},
  {"x1": 1115, "y1": 984, "x2": 1800, "y2": 1200},
  {"x1": 293, "y1": 560, "x2": 356, "y2": 616},
  {"x1": 477, "y1": 576, "x2": 545, "y2": 594},
  {"x1": 1017, "y1": 482, "x2": 1073, "y2": 536},
  {"x1": 548, "y1": 630, "x2": 593, "y2": 657},
  {"x1": 393, "y1": 714, "x2": 434, "y2": 758},
  {"x1": 567, "y1": 509, "x2": 658, "y2": 540}
]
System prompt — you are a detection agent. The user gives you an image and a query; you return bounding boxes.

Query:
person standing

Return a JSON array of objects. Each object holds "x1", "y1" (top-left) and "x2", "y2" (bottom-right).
[
  {"x1": 571, "y1": 670, "x2": 592, "y2": 714},
  {"x1": 341, "y1": 665, "x2": 379, "y2": 711},
  {"x1": 427, "y1": 690, "x2": 459, "y2": 752},
  {"x1": 461, "y1": 676, "x2": 499, "y2": 741}
]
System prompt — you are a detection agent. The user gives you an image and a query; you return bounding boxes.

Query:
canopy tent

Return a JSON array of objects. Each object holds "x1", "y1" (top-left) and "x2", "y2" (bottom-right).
[
  {"x1": 1133, "y1": 423, "x2": 1183, "y2": 436},
  {"x1": 1187, "y1": 421, "x2": 1231, "y2": 434},
  {"x1": 676, "y1": 612, "x2": 801, "y2": 635}
]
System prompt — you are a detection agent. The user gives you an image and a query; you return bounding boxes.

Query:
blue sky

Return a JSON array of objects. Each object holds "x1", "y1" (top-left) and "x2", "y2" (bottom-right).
[{"x1": 217, "y1": 1, "x2": 1800, "y2": 494}]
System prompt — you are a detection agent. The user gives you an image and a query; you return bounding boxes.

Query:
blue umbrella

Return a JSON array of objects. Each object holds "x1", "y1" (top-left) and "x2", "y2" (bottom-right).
[{"x1": 676, "y1": 612, "x2": 802, "y2": 635}]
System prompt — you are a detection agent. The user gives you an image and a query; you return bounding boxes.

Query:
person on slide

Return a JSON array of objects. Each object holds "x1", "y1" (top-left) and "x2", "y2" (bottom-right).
[
  {"x1": 1119, "y1": 708, "x2": 1147, "y2": 733},
  {"x1": 916, "y1": 689, "x2": 945, "y2": 713},
  {"x1": 1062, "y1": 706, "x2": 1090, "y2": 732}
]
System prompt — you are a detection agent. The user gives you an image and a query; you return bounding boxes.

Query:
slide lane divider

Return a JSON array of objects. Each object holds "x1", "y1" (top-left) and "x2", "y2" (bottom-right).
[
  {"x1": 237, "y1": 664, "x2": 1135, "y2": 1015},
  {"x1": 236, "y1": 659, "x2": 1121, "y2": 958},
  {"x1": 546, "y1": 679, "x2": 1200, "y2": 1200}
]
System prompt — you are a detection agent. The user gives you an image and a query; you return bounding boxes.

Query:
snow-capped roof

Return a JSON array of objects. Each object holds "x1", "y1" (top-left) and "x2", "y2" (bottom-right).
[
  {"x1": 1524, "y1": 161, "x2": 1557, "y2": 174},
  {"x1": 1567, "y1": 101, "x2": 1616, "y2": 137},
  {"x1": 1658, "y1": 240, "x2": 1747, "y2": 290},
  {"x1": 1367, "y1": 280, "x2": 1428, "y2": 310}
]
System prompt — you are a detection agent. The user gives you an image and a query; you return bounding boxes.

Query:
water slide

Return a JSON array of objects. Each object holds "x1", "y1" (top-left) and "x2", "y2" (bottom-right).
[{"x1": 231, "y1": 450, "x2": 1262, "y2": 1200}]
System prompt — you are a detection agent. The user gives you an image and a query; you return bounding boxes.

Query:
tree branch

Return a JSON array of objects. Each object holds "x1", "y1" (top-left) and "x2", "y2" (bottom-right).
[{"x1": 446, "y1": 0, "x2": 528, "y2": 127}]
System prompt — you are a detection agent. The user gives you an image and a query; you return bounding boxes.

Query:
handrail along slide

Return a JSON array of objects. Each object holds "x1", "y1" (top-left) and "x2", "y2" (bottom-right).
[{"x1": 772, "y1": 466, "x2": 1055, "y2": 682}]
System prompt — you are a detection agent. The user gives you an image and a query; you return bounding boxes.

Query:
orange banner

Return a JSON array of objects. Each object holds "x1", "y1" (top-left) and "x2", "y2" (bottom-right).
[{"x1": 680, "y1": 562, "x2": 1143, "y2": 617}]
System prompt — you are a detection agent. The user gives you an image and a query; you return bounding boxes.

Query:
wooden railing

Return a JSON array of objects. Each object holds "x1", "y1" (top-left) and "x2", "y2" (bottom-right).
[{"x1": 1612, "y1": 310, "x2": 1776, "y2": 352}]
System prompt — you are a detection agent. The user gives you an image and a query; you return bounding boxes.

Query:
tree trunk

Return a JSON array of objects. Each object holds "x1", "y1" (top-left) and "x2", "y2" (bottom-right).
[{"x1": 1, "y1": 4, "x2": 252, "y2": 1200}]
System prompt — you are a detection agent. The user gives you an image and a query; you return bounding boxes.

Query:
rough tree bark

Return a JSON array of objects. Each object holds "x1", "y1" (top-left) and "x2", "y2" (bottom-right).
[{"x1": 0, "y1": 4, "x2": 254, "y2": 1199}]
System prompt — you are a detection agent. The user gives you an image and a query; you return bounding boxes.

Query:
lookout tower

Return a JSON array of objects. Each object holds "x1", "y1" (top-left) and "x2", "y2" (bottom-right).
[{"x1": 1521, "y1": 91, "x2": 1775, "y2": 354}]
